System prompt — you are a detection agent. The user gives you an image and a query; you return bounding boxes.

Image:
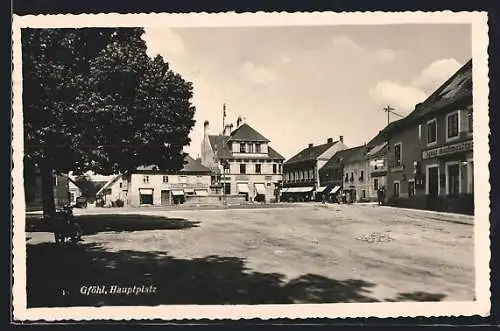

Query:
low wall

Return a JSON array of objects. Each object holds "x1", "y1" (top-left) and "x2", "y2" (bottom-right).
[
  {"x1": 387, "y1": 194, "x2": 474, "y2": 215},
  {"x1": 184, "y1": 194, "x2": 248, "y2": 206}
]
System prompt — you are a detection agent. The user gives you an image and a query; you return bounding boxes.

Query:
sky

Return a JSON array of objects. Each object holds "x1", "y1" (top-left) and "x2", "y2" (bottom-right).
[{"x1": 141, "y1": 24, "x2": 471, "y2": 160}]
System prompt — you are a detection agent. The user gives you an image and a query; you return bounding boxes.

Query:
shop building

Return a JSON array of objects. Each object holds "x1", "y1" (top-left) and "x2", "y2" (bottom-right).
[
  {"x1": 282, "y1": 136, "x2": 347, "y2": 201},
  {"x1": 384, "y1": 59, "x2": 473, "y2": 214},
  {"x1": 200, "y1": 117, "x2": 285, "y2": 203},
  {"x1": 318, "y1": 146, "x2": 365, "y2": 201},
  {"x1": 342, "y1": 145, "x2": 371, "y2": 202},
  {"x1": 97, "y1": 155, "x2": 212, "y2": 207}
]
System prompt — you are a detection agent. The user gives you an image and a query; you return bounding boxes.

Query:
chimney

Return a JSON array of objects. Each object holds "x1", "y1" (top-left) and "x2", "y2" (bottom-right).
[
  {"x1": 223, "y1": 124, "x2": 232, "y2": 136},
  {"x1": 339, "y1": 135, "x2": 344, "y2": 143},
  {"x1": 327, "y1": 138, "x2": 333, "y2": 144},
  {"x1": 236, "y1": 116, "x2": 242, "y2": 127},
  {"x1": 308, "y1": 143, "x2": 314, "y2": 148},
  {"x1": 203, "y1": 120, "x2": 210, "y2": 135}
]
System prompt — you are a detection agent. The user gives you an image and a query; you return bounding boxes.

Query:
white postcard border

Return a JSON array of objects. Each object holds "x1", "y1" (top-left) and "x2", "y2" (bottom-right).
[{"x1": 12, "y1": 11, "x2": 490, "y2": 321}]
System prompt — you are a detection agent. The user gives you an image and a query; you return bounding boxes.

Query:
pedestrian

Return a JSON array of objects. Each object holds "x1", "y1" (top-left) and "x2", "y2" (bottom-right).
[
  {"x1": 377, "y1": 187, "x2": 383, "y2": 206},
  {"x1": 322, "y1": 193, "x2": 326, "y2": 204}
]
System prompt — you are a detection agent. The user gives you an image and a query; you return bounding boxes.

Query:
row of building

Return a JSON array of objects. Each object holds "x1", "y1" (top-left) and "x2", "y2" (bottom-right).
[
  {"x1": 25, "y1": 59, "x2": 474, "y2": 214},
  {"x1": 281, "y1": 59, "x2": 474, "y2": 214}
]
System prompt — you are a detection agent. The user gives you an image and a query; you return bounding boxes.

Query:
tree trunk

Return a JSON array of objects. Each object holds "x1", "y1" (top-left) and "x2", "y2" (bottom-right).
[{"x1": 40, "y1": 161, "x2": 56, "y2": 218}]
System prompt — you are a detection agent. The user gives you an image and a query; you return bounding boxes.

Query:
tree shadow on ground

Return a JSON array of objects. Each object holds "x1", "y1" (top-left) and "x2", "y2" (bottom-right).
[
  {"x1": 26, "y1": 242, "x2": 379, "y2": 307},
  {"x1": 26, "y1": 214, "x2": 200, "y2": 235},
  {"x1": 384, "y1": 291, "x2": 446, "y2": 302}
]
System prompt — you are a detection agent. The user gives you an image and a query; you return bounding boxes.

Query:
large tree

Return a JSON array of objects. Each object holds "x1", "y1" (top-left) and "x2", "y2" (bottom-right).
[{"x1": 22, "y1": 28, "x2": 196, "y2": 217}]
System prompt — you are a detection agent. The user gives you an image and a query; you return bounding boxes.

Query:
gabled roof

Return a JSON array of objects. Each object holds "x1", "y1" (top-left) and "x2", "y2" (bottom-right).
[
  {"x1": 227, "y1": 123, "x2": 270, "y2": 142},
  {"x1": 137, "y1": 155, "x2": 211, "y2": 173},
  {"x1": 321, "y1": 146, "x2": 365, "y2": 170},
  {"x1": 96, "y1": 174, "x2": 122, "y2": 196},
  {"x1": 386, "y1": 59, "x2": 472, "y2": 134},
  {"x1": 285, "y1": 140, "x2": 339, "y2": 165},
  {"x1": 344, "y1": 145, "x2": 369, "y2": 164},
  {"x1": 207, "y1": 134, "x2": 285, "y2": 160}
]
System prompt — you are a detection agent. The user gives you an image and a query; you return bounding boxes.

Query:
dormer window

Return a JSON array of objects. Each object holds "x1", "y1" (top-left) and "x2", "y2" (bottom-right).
[{"x1": 240, "y1": 143, "x2": 246, "y2": 153}]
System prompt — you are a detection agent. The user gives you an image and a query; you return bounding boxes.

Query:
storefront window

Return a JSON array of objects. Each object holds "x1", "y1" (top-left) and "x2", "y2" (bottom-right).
[{"x1": 447, "y1": 164, "x2": 460, "y2": 195}]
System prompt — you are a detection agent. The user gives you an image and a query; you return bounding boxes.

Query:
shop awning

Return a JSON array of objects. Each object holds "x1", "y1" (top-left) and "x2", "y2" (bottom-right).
[
  {"x1": 195, "y1": 189, "x2": 209, "y2": 196},
  {"x1": 329, "y1": 186, "x2": 341, "y2": 194},
  {"x1": 255, "y1": 183, "x2": 266, "y2": 195},
  {"x1": 139, "y1": 188, "x2": 153, "y2": 195},
  {"x1": 237, "y1": 183, "x2": 249, "y2": 193},
  {"x1": 281, "y1": 188, "x2": 289, "y2": 193},
  {"x1": 316, "y1": 186, "x2": 328, "y2": 193},
  {"x1": 184, "y1": 188, "x2": 194, "y2": 194},
  {"x1": 172, "y1": 190, "x2": 184, "y2": 196},
  {"x1": 286, "y1": 187, "x2": 314, "y2": 193}
]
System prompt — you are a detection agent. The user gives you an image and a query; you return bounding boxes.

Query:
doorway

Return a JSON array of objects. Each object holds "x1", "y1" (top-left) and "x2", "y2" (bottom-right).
[
  {"x1": 161, "y1": 190, "x2": 171, "y2": 205},
  {"x1": 140, "y1": 193, "x2": 153, "y2": 205},
  {"x1": 427, "y1": 166, "x2": 439, "y2": 197}
]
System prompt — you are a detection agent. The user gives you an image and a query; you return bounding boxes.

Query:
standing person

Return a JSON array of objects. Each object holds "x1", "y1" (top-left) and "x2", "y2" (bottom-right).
[{"x1": 377, "y1": 187, "x2": 383, "y2": 206}]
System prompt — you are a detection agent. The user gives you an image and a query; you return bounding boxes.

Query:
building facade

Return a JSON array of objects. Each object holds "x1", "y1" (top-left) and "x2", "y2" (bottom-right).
[
  {"x1": 24, "y1": 170, "x2": 70, "y2": 211},
  {"x1": 384, "y1": 59, "x2": 473, "y2": 214},
  {"x1": 282, "y1": 136, "x2": 347, "y2": 201},
  {"x1": 201, "y1": 117, "x2": 285, "y2": 203},
  {"x1": 97, "y1": 155, "x2": 212, "y2": 207},
  {"x1": 342, "y1": 146, "x2": 371, "y2": 202},
  {"x1": 318, "y1": 146, "x2": 364, "y2": 200}
]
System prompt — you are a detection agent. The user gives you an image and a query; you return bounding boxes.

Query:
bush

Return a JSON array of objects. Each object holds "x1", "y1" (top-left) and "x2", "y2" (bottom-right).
[{"x1": 115, "y1": 199, "x2": 124, "y2": 207}]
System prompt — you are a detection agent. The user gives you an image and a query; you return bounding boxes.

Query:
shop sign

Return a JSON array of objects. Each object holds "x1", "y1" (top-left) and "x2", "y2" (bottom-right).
[
  {"x1": 169, "y1": 183, "x2": 209, "y2": 189},
  {"x1": 422, "y1": 140, "x2": 473, "y2": 160}
]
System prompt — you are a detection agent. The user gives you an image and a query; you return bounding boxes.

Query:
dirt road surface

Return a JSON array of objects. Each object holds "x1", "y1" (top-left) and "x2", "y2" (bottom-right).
[{"x1": 26, "y1": 203, "x2": 474, "y2": 306}]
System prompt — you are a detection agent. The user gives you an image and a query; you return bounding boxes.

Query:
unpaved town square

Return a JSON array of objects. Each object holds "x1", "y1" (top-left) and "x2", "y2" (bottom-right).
[{"x1": 26, "y1": 203, "x2": 474, "y2": 307}]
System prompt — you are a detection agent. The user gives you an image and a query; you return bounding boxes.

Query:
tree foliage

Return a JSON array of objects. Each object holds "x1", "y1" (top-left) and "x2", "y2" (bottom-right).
[{"x1": 22, "y1": 28, "x2": 196, "y2": 214}]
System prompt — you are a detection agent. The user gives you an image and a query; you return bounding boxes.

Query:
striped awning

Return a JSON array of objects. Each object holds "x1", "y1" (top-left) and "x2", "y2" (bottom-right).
[
  {"x1": 329, "y1": 186, "x2": 341, "y2": 194},
  {"x1": 172, "y1": 190, "x2": 184, "y2": 196},
  {"x1": 286, "y1": 187, "x2": 314, "y2": 193},
  {"x1": 237, "y1": 183, "x2": 249, "y2": 193},
  {"x1": 139, "y1": 188, "x2": 153, "y2": 195},
  {"x1": 316, "y1": 186, "x2": 328, "y2": 193}
]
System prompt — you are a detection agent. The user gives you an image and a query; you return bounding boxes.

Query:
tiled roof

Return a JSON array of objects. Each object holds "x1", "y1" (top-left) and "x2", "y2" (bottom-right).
[
  {"x1": 321, "y1": 146, "x2": 365, "y2": 170},
  {"x1": 227, "y1": 123, "x2": 270, "y2": 142},
  {"x1": 207, "y1": 135, "x2": 285, "y2": 160},
  {"x1": 285, "y1": 141, "x2": 339, "y2": 165},
  {"x1": 344, "y1": 145, "x2": 369, "y2": 164},
  {"x1": 136, "y1": 155, "x2": 211, "y2": 173},
  {"x1": 387, "y1": 59, "x2": 472, "y2": 133},
  {"x1": 366, "y1": 141, "x2": 387, "y2": 158}
]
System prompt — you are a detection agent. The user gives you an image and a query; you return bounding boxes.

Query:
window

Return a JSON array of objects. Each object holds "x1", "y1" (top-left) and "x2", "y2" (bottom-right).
[
  {"x1": 447, "y1": 163, "x2": 460, "y2": 195},
  {"x1": 373, "y1": 178, "x2": 379, "y2": 191},
  {"x1": 240, "y1": 143, "x2": 246, "y2": 153},
  {"x1": 119, "y1": 182, "x2": 123, "y2": 188},
  {"x1": 240, "y1": 163, "x2": 246, "y2": 174},
  {"x1": 69, "y1": 192, "x2": 75, "y2": 202},
  {"x1": 360, "y1": 170, "x2": 364, "y2": 181},
  {"x1": 163, "y1": 176, "x2": 168, "y2": 183},
  {"x1": 247, "y1": 143, "x2": 254, "y2": 153},
  {"x1": 255, "y1": 143, "x2": 261, "y2": 153},
  {"x1": 310, "y1": 169, "x2": 314, "y2": 179},
  {"x1": 54, "y1": 176, "x2": 58, "y2": 186},
  {"x1": 345, "y1": 173, "x2": 349, "y2": 182},
  {"x1": 418, "y1": 124, "x2": 422, "y2": 140},
  {"x1": 350, "y1": 172, "x2": 354, "y2": 182},
  {"x1": 278, "y1": 164, "x2": 282, "y2": 174},
  {"x1": 447, "y1": 111, "x2": 459, "y2": 140},
  {"x1": 394, "y1": 143, "x2": 402, "y2": 167},
  {"x1": 362, "y1": 190, "x2": 366, "y2": 198},
  {"x1": 273, "y1": 164, "x2": 277, "y2": 174},
  {"x1": 143, "y1": 176, "x2": 149, "y2": 184},
  {"x1": 408, "y1": 180, "x2": 415, "y2": 197},
  {"x1": 467, "y1": 110, "x2": 473, "y2": 134},
  {"x1": 393, "y1": 181, "x2": 400, "y2": 198},
  {"x1": 427, "y1": 119, "x2": 437, "y2": 145},
  {"x1": 255, "y1": 164, "x2": 261, "y2": 174}
]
